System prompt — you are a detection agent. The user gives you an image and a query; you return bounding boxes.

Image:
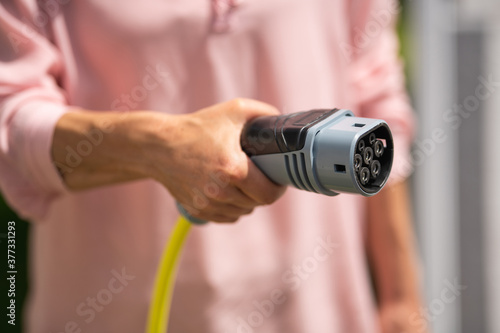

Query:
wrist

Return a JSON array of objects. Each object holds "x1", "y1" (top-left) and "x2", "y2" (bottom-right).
[{"x1": 109, "y1": 111, "x2": 180, "y2": 180}]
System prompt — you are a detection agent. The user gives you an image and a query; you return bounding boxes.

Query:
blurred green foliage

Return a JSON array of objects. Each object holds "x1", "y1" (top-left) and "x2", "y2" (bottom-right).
[
  {"x1": 1, "y1": 196, "x2": 28, "y2": 333},
  {"x1": 397, "y1": 0, "x2": 415, "y2": 95}
]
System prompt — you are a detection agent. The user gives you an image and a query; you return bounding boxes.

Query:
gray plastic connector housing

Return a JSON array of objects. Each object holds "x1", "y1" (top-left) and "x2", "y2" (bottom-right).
[{"x1": 247, "y1": 109, "x2": 393, "y2": 196}]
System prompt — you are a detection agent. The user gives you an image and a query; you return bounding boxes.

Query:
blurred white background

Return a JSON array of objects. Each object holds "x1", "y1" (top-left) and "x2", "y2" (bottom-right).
[{"x1": 405, "y1": 0, "x2": 500, "y2": 332}]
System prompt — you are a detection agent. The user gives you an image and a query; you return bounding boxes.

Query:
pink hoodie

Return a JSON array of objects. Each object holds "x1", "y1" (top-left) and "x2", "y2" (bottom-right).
[{"x1": 0, "y1": 0, "x2": 414, "y2": 332}]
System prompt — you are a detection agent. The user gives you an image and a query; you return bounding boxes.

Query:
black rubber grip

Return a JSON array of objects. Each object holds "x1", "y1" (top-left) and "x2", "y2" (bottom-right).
[{"x1": 241, "y1": 109, "x2": 340, "y2": 156}]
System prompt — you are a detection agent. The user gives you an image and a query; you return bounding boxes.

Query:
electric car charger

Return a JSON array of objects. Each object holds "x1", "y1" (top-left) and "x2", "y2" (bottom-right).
[
  {"x1": 241, "y1": 108, "x2": 394, "y2": 196},
  {"x1": 147, "y1": 108, "x2": 395, "y2": 333}
]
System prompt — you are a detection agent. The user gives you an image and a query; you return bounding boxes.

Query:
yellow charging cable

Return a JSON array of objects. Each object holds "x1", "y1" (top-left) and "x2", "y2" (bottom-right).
[{"x1": 146, "y1": 215, "x2": 192, "y2": 333}]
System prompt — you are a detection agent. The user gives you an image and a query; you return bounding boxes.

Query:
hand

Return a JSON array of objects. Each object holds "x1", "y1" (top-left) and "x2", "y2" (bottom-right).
[
  {"x1": 53, "y1": 99, "x2": 285, "y2": 222},
  {"x1": 144, "y1": 98, "x2": 286, "y2": 222},
  {"x1": 379, "y1": 301, "x2": 429, "y2": 333}
]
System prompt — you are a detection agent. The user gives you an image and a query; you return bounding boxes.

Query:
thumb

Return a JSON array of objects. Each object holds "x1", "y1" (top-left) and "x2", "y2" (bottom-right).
[{"x1": 227, "y1": 98, "x2": 280, "y2": 123}]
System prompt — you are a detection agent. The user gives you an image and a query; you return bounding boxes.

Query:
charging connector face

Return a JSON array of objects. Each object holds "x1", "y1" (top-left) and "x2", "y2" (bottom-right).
[
  {"x1": 241, "y1": 109, "x2": 394, "y2": 196},
  {"x1": 352, "y1": 124, "x2": 393, "y2": 194}
]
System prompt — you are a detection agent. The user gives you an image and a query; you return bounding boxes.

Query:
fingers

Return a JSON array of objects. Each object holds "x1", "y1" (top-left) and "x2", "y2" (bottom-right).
[
  {"x1": 183, "y1": 202, "x2": 254, "y2": 223},
  {"x1": 202, "y1": 183, "x2": 260, "y2": 210},
  {"x1": 236, "y1": 157, "x2": 286, "y2": 205},
  {"x1": 176, "y1": 178, "x2": 258, "y2": 223},
  {"x1": 178, "y1": 159, "x2": 284, "y2": 223}
]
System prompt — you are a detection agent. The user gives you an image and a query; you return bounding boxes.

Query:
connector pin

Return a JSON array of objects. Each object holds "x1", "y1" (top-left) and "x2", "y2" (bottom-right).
[
  {"x1": 369, "y1": 132, "x2": 377, "y2": 145},
  {"x1": 370, "y1": 160, "x2": 381, "y2": 178},
  {"x1": 373, "y1": 140, "x2": 384, "y2": 158},
  {"x1": 354, "y1": 154, "x2": 363, "y2": 172},
  {"x1": 358, "y1": 140, "x2": 366, "y2": 152},
  {"x1": 360, "y1": 167, "x2": 370, "y2": 185},
  {"x1": 363, "y1": 147, "x2": 374, "y2": 165}
]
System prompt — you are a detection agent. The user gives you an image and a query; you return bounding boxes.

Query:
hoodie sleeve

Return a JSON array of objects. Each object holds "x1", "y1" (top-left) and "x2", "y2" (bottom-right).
[
  {"x1": 348, "y1": 0, "x2": 416, "y2": 183},
  {"x1": 0, "y1": 1, "x2": 69, "y2": 221}
]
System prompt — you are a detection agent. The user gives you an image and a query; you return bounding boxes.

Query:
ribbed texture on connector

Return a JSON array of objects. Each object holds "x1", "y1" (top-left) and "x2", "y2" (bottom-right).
[{"x1": 284, "y1": 153, "x2": 317, "y2": 193}]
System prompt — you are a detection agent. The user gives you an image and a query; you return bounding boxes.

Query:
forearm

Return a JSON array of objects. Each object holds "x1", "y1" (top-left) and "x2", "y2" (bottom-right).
[
  {"x1": 51, "y1": 110, "x2": 174, "y2": 190},
  {"x1": 365, "y1": 180, "x2": 424, "y2": 332}
]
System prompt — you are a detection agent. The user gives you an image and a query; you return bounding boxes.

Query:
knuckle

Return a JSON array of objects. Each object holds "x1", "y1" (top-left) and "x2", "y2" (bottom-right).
[
  {"x1": 203, "y1": 183, "x2": 224, "y2": 201},
  {"x1": 225, "y1": 163, "x2": 247, "y2": 184},
  {"x1": 213, "y1": 156, "x2": 241, "y2": 182},
  {"x1": 229, "y1": 169, "x2": 246, "y2": 184},
  {"x1": 229, "y1": 98, "x2": 246, "y2": 110}
]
